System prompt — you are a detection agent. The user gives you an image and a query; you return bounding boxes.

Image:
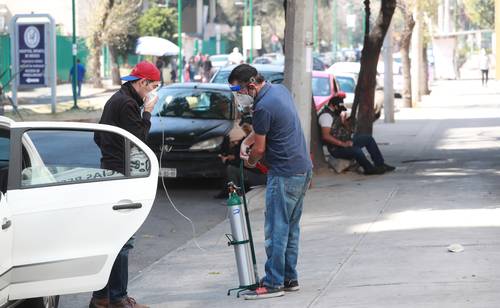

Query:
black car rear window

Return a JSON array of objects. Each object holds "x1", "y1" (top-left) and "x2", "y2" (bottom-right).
[
  {"x1": 153, "y1": 88, "x2": 233, "y2": 120},
  {"x1": 212, "y1": 70, "x2": 284, "y2": 84}
]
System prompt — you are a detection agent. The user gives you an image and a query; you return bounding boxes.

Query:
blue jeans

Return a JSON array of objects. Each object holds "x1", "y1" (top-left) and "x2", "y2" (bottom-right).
[
  {"x1": 93, "y1": 237, "x2": 134, "y2": 302},
  {"x1": 262, "y1": 170, "x2": 312, "y2": 288},
  {"x1": 330, "y1": 134, "x2": 384, "y2": 171}
]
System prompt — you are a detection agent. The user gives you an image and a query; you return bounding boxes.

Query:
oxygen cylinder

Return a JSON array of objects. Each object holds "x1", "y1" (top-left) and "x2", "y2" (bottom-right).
[{"x1": 227, "y1": 191, "x2": 256, "y2": 287}]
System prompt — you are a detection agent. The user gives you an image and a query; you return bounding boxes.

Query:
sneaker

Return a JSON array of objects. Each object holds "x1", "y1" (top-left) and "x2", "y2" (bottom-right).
[
  {"x1": 383, "y1": 163, "x2": 396, "y2": 172},
  {"x1": 284, "y1": 280, "x2": 300, "y2": 292},
  {"x1": 243, "y1": 286, "x2": 285, "y2": 300}
]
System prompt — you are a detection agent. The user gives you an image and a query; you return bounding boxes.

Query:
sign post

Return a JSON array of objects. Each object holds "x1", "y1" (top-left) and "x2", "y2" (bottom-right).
[{"x1": 10, "y1": 14, "x2": 57, "y2": 114}]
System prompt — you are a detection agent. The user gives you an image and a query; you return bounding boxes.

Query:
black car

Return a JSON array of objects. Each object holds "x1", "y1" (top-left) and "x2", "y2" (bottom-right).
[{"x1": 147, "y1": 83, "x2": 237, "y2": 178}]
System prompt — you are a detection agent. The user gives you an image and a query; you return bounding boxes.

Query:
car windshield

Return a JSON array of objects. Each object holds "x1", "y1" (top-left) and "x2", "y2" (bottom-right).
[
  {"x1": 312, "y1": 77, "x2": 331, "y2": 96},
  {"x1": 211, "y1": 70, "x2": 284, "y2": 84},
  {"x1": 336, "y1": 76, "x2": 356, "y2": 93},
  {"x1": 152, "y1": 88, "x2": 233, "y2": 120}
]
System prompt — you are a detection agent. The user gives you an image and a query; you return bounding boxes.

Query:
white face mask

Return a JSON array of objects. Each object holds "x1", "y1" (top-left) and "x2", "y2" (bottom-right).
[{"x1": 234, "y1": 93, "x2": 254, "y2": 109}]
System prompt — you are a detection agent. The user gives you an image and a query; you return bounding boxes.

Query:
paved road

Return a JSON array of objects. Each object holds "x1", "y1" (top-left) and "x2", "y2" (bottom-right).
[{"x1": 59, "y1": 178, "x2": 228, "y2": 308}]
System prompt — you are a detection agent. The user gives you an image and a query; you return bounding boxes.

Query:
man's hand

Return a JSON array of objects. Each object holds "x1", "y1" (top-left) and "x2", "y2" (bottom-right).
[
  {"x1": 344, "y1": 141, "x2": 353, "y2": 147},
  {"x1": 144, "y1": 93, "x2": 159, "y2": 113}
]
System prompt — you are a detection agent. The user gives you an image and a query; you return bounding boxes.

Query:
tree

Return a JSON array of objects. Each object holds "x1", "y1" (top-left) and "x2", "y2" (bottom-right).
[
  {"x1": 351, "y1": 0, "x2": 397, "y2": 135},
  {"x1": 103, "y1": 0, "x2": 142, "y2": 85},
  {"x1": 463, "y1": 0, "x2": 494, "y2": 29},
  {"x1": 397, "y1": 0, "x2": 415, "y2": 107},
  {"x1": 138, "y1": 7, "x2": 177, "y2": 41},
  {"x1": 87, "y1": 0, "x2": 114, "y2": 88}
]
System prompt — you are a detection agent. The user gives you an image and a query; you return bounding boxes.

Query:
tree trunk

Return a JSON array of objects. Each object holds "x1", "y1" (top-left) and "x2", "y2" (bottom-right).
[
  {"x1": 398, "y1": 2, "x2": 414, "y2": 108},
  {"x1": 421, "y1": 43, "x2": 430, "y2": 95},
  {"x1": 88, "y1": 0, "x2": 114, "y2": 88},
  {"x1": 351, "y1": 0, "x2": 397, "y2": 135},
  {"x1": 310, "y1": 97, "x2": 328, "y2": 172},
  {"x1": 109, "y1": 45, "x2": 122, "y2": 85}
]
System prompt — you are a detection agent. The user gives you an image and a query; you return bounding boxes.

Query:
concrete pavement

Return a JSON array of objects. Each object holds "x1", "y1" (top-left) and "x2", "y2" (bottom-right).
[{"x1": 122, "y1": 79, "x2": 500, "y2": 307}]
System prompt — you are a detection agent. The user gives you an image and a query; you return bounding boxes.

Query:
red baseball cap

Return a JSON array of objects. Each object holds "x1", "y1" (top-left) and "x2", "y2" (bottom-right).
[{"x1": 121, "y1": 61, "x2": 161, "y2": 81}]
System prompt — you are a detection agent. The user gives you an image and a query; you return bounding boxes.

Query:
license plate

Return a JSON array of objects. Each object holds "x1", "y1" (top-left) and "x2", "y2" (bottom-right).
[{"x1": 159, "y1": 168, "x2": 177, "y2": 178}]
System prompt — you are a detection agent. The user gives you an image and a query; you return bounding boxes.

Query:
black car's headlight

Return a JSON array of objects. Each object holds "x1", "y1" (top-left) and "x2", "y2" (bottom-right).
[{"x1": 189, "y1": 137, "x2": 223, "y2": 151}]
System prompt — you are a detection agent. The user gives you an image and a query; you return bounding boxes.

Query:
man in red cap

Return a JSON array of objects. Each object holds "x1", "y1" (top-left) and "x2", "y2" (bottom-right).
[{"x1": 91, "y1": 61, "x2": 160, "y2": 308}]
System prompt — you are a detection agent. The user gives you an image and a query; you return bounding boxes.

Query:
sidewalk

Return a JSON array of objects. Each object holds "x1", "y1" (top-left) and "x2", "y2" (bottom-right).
[
  {"x1": 3, "y1": 81, "x2": 118, "y2": 122},
  {"x1": 125, "y1": 79, "x2": 500, "y2": 307}
]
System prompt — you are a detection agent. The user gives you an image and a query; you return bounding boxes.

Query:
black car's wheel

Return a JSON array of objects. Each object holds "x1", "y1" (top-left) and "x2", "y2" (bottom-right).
[{"x1": 18, "y1": 296, "x2": 59, "y2": 308}]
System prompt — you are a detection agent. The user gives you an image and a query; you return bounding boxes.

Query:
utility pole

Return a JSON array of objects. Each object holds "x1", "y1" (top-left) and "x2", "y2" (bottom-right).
[
  {"x1": 283, "y1": 0, "x2": 313, "y2": 148},
  {"x1": 71, "y1": 0, "x2": 78, "y2": 109},
  {"x1": 177, "y1": 0, "x2": 182, "y2": 82},
  {"x1": 383, "y1": 21, "x2": 394, "y2": 123},
  {"x1": 313, "y1": 0, "x2": 318, "y2": 52},
  {"x1": 249, "y1": 0, "x2": 254, "y2": 63},
  {"x1": 332, "y1": 0, "x2": 337, "y2": 57}
]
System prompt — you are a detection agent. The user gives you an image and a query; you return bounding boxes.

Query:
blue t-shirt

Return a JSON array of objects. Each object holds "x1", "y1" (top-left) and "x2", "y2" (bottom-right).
[
  {"x1": 252, "y1": 83, "x2": 312, "y2": 176},
  {"x1": 70, "y1": 63, "x2": 86, "y2": 82}
]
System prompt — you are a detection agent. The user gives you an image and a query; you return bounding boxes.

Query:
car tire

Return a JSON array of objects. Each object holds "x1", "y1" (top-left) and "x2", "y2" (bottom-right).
[{"x1": 17, "y1": 296, "x2": 59, "y2": 308}]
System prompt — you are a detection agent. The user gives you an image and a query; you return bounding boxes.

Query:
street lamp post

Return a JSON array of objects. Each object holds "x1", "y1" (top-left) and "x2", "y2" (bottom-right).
[
  {"x1": 71, "y1": 0, "x2": 78, "y2": 109},
  {"x1": 177, "y1": 0, "x2": 182, "y2": 82}
]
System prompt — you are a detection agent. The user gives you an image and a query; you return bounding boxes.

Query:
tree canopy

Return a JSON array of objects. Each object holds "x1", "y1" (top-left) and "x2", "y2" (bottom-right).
[
  {"x1": 138, "y1": 7, "x2": 177, "y2": 41},
  {"x1": 463, "y1": 0, "x2": 494, "y2": 29}
]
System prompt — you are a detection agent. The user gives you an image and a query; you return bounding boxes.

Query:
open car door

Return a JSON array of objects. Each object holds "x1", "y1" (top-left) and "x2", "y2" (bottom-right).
[{"x1": 5, "y1": 121, "x2": 158, "y2": 301}]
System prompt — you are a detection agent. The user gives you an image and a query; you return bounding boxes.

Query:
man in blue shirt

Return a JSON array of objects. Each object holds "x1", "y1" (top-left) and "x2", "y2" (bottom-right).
[
  {"x1": 69, "y1": 59, "x2": 86, "y2": 97},
  {"x1": 228, "y1": 64, "x2": 312, "y2": 300}
]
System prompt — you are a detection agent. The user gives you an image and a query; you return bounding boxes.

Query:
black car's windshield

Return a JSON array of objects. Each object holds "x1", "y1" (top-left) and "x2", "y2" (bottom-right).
[
  {"x1": 211, "y1": 70, "x2": 284, "y2": 84},
  {"x1": 336, "y1": 76, "x2": 356, "y2": 93},
  {"x1": 312, "y1": 77, "x2": 331, "y2": 96},
  {"x1": 153, "y1": 88, "x2": 233, "y2": 120}
]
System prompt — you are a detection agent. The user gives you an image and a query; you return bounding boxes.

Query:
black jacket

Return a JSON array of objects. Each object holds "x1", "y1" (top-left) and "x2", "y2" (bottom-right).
[{"x1": 94, "y1": 82, "x2": 151, "y2": 173}]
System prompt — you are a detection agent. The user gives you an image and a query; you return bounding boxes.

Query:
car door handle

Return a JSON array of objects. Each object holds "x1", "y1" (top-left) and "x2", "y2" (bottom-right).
[
  {"x1": 112, "y1": 203, "x2": 143, "y2": 211},
  {"x1": 2, "y1": 219, "x2": 11, "y2": 230}
]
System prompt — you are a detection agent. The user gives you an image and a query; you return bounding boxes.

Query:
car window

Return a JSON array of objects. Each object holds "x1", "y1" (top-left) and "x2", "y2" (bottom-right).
[
  {"x1": 312, "y1": 77, "x2": 331, "y2": 96},
  {"x1": 20, "y1": 130, "x2": 150, "y2": 187},
  {"x1": 211, "y1": 70, "x2": 284, "y2": 84},
  {"x1": 153, "y1": 88, "x2": 233, "y2": 120},
  {"x1": 0, "y1": 129, "x2": 9, "y2": 194},
  {"x1": 336, "y1": 76, "x2": 356, "y2": 93}
]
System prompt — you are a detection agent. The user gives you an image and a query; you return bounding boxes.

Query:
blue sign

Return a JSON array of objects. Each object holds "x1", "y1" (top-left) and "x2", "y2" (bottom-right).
[{"x1": 18, "y1": 24, "x2": 46, "y2": 86}]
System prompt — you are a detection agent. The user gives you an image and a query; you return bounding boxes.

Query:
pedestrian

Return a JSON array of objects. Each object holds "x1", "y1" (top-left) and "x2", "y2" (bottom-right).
[
  {"x1": 155, "y1": 58, "x2": 165, "y2": 86},
  {"x1": 91, "y1": 61, "x2": 160, "y2": 308},
  {"x1": 479, "y1": 48, "x2": 490, "y2": 86},
  {"x1": 170, "y1": 57, "x2": 178, "y2": 83},
  {"x1": 318, "y1": 95, "x2": 395, "y2": 175},
  {"x1": 228, "y1": 64, "x2": 313, "y2": 300},
  {"x1": 202, "y1": 58, "x2": 213, "y2": 83},
  {"x1": 228, "y1": 47, "x2": 244, "y2": 65},
  {"x1": 69, "y1": 58, "x2": 86, "y2": 97}
]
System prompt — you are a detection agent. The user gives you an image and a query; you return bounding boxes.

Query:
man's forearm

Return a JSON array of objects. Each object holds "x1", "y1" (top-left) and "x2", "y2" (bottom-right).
[{"x1": 248, "y1": 150, "x2": 263, "y2": 166}]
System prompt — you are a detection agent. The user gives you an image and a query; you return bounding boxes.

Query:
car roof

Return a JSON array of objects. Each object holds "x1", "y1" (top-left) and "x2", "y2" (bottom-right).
[
  {"x1": 312, "y1": 70, "x2": 334, "y2": 78},
  {"x1": 160, "y1": 82, "x2": 232, "y2": 91},
  {"x1": 218, "y1": 63, "x2": 284, "y2": 73}
]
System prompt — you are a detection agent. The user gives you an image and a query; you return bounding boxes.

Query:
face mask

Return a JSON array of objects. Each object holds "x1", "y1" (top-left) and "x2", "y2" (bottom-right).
[{"x1": 234, "y1": 93, "x2": 254, "y2": 109}]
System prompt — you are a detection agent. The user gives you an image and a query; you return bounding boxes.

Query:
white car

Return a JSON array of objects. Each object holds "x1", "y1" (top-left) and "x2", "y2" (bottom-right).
[
  {"x1": 209, "y1": 54, "x2": 230, "y2": 69},
  {"x1": 0, "y1": 117, "x2": 158, "y2": 308}
]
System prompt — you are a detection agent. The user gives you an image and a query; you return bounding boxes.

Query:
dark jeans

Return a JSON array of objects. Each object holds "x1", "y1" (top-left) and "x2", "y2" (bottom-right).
[
  {"x1": 226, "y1": 164, "x2": 267, "y2": 189},
  {"x1": 330, "y1": 134, "x2": 384, "y2": 171},
  {"x1": 93, "y1": 237, "x2": 134, "y2": 302},
  {"x1": 72, "y1": 81, "x2": 82, "y2": 97},
  {"x1": 481, "y1": 69, "x2": 489, "y2": 85}
]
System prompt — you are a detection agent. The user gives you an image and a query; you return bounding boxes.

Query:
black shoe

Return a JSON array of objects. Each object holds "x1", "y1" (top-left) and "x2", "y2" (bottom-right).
[
  {"x1": 243, "y1": 286, "x2": 285, "y2": 300},
  {"x1": 383, "y1": 163, "x2": 396, "y2": 172},
  {"x1": 364, "y1": 166, "x2": 385, "y2": 175},
  {"x1": 284, "y1": 280, "x2": 300, "y2": 292},
  {"x1": 213, "y1": 190, "x2": 227, "y2": 199}
]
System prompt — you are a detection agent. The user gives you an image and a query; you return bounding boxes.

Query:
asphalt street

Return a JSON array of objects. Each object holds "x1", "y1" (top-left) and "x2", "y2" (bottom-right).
[{"x1": 58, "y1": 178, "x2": 228, "y2": 308}]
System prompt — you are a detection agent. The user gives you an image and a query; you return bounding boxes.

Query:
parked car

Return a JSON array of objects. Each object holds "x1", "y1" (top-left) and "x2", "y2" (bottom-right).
[
  {"x1": 146, "y1": 83, "x2": 238, "y2": 178},
  {"x1": 211, "y1": 64, "x2": 284, "y2": 84},
  {"x1": 312, "y1": 71, "x2": 342, "y2": 112},
  {"x1": 209, "y1": 54, "x2": 230, "y2": 69},
  {"x1": 0, "y1": 117, "x2": 158, "y2": 308},
  {"x1": 334, "y1": 72, "x2": 357, "y2": 107}
]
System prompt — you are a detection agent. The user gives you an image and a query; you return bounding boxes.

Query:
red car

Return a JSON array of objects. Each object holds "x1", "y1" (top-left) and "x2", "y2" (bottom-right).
[{"x1": 312, "y1": 70, "x2": 343, "y2": 112}]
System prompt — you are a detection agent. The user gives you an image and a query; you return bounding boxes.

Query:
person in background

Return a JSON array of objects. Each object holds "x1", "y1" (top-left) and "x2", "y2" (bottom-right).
[
  {"x1": 479, "y1": 48, "x2": 490, "y2": 86},
  {"x1": 69, "y1": 59, "x2": 86, "y2": 97},
  {"x1": 318, "y1": 95, "x2": 395, "y2": 175}
]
